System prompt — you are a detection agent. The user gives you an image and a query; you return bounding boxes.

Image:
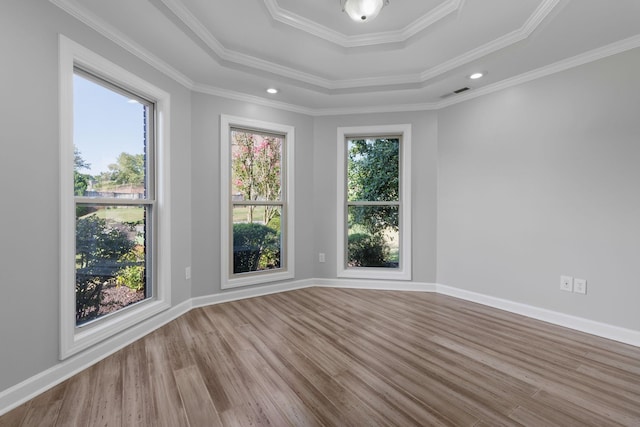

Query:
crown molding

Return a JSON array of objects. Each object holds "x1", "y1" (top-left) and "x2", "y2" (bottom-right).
[
  {"x1": 55, "y1": 0, "x2": 559, "y2": 92},
  {"x1": 419, "y1": 0, "x2": 560, "y2": 81},
  {"x1": 263, "y1": 0, "x2": 462, "y2": 48},
  {"x1": 49, "y1": 0, "x2": 640, "y2": 116},
  {"x1": 158, "y1": 0, "x2": 335, "y2": 89},
  {"x1": 434, "y1": 33, "x2": 640, "y2": 109},
  {"x1": 49, "y1": 0, "x2": 194, "y2": 90},
  {"x1": 192, "y1": 83, "x2": 317, "y2": 116},
  {"x1": 157, "y1": 0, "x2": 560, "y2": 91}
]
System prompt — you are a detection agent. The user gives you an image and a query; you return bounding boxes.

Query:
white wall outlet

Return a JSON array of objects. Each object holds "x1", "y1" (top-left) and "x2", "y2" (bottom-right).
[
  {"x1": 185, "y1": 266, "x2": 191, "y2": 280},
  {"x1": 560, "y1": 275, "x2": 573, "y2": 292},
  {"x1": 319, "y1": 253, "x2": 326, "y2": 263},
  {"x1": 574, "y1": 278, "x2": 587, "y2": 294}
]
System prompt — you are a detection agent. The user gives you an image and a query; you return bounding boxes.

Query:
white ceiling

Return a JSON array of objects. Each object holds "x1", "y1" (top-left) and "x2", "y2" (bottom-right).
[{"x1": 51, "y1": 0, "x2": 640, "y2": 114}]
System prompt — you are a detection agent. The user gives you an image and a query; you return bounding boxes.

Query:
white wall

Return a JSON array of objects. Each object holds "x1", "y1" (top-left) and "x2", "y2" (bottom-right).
[
  {"x1": 437, "y1": 47, "x2": 640, "y2": 331},
  {"x1": 313, "y1": 112, "x2": 439, "y2": 283},
  {"x1": 190, "y1": 93, "x2": 316, "y2": 297},
  {"x1": 0, "y1": 0, "x2": 192, "y2": 392}
]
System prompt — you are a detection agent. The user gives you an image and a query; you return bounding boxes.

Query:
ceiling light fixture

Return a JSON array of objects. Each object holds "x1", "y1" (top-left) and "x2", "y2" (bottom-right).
[
  {"x1": 469, "y1": 72, "x2": 484, "y2": 80},
  {"x1": 266, "y1": 88, "x2": 278, "y2": 94},
  {"x1": 341, "y1": 0, "x2": 389, "y2": 22}
]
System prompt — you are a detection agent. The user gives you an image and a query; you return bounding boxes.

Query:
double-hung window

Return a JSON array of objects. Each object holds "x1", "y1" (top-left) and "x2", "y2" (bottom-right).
[
  {"x1": 59, "y1": 36, "x2": 171, "y2": 358},
  {"x1": 221, "y1": 116, "x2": 295, "y2": 288},
  {"x1": 337, "y1": 125, "x2": 412, "y2": 280}
]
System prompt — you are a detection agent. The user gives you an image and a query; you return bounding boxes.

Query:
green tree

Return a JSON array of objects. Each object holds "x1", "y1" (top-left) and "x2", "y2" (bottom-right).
[
  {"x1": 347, "y1": 138, "x2": 399, "y2": 234},
  {"x1": 232, "y1": 132, "x2": 281, "y2": 224},
  {"x1": 107, "y1": 152, "x2": 145, "y2": 186},
  {"x1": 74, "y1": 147, "x2": 92, "y2": 196}
]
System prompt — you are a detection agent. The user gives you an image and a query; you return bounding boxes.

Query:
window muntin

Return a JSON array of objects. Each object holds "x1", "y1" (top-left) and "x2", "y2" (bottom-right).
[
  {"x1": 72, "y1": 70, "x2": 155, "y2": 326},
  {"x1": 337, "y1": 124, "x2": 411, "y2": 281},
  {"x1": 346, "y1": 137, "x2": 401, "y2": 269},
  {"x1": 230, "y1": 128, "x2": 285, "y2": 276},
  {"x1": 60, "y1": 36, "x2": 171, "y2": 359},
  {"x1": 220, "y1": 115, "x2": 295, "y2": 289}
]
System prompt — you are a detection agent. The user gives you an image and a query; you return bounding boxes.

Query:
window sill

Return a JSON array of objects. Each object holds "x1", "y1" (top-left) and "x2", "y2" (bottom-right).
[
  {"x1": 61, "y1": 298, "x2": 170, "y2": 359},
  {"x1": 222, "y1": 270, "x2": 295, "y2": 290},
  {"x1": 337, "y1": 266, "x2": 411, "y2": 281}
]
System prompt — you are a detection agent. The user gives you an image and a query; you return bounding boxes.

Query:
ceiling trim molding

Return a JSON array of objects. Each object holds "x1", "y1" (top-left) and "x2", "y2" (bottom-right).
[
  {"x1": 158, "y1": 0, "x2": 335, "y2": 88},
  {"x1": 262, "y1": 0, "x2": 462, "y2": 48},
  {"x1": 49, "y1": 0, "x2": 640, "y2": 117},
  {"x1": 156, "y1": 0, "x2": 560, "y2": 91},
  {"x1": 49, "y1": 0, "x2": 194, "y2": 90},
  {"x1": 434, "y1": 33, "x2": 640, "y2": 109},
  {"x1": 194, "y1": 33, "x2": 640, "y2": 116},
  {"x1": 192, "y1": 83, "x2": 317, "y2": 116},
  {"x1": 419, "y1": 0, "x2": 560, "y2": 81}
]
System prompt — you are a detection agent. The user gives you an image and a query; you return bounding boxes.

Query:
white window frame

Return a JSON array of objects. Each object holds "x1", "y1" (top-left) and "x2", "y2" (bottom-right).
[
  {"x1": 59, "y1": 35, "x2": 171, "y2": 359},
  {"x1": 337, "y1": 124, "x2": 412, "y2": 281},
  {"x1": 220, "y1": 115, "x2": 295, "y2": 289}
]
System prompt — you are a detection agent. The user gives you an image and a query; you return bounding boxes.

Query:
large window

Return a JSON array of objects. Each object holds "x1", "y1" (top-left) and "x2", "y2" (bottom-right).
[
  {"x1": 72, "y1": 70, "x2": 154, "y2": 325},
  {"x1": 337, "y1": 125, "x2": 412, "y2": 280},
  {"x1": 59, "y1": 36, "x2": 171, "y2": 359},
  {"x1": 221, "y1": 116, "x2": 295, "y2": 289}
]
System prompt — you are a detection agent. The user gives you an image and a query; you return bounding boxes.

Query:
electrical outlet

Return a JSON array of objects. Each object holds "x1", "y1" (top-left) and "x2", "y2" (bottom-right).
[
  {"x1": 574, "y1": 278, "x2": 587, "y2": 294},
  {"x1": 560, "y1": 275, "x2": 573, "y2": 292},
  {"x1": 319, "y1": 253, "x2": 326, "y2": 263},
  {"x1": 185, "y1": 266, "x2": 191, "y2": 280}
]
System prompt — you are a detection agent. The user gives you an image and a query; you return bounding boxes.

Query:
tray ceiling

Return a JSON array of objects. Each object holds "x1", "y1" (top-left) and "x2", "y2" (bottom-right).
[{"x1": 51, "y1": 0, "x2": 640, "y2": 114}]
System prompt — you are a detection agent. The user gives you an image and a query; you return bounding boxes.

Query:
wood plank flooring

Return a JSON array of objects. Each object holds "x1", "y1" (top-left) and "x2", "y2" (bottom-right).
[{"x1": 2, "y1": 287, "x2": 640, "y2": 426}]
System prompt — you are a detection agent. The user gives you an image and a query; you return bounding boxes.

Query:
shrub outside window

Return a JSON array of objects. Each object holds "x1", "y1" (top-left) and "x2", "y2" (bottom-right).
[
  {"x1": 231, "y1": 129, "x2": 283, "y2": 274},
  {"x1": 73, "y1": 70, "x2": 154, "y2": 326},
  {"x1": 337, "y1": 125, "x2": 412, "y2": 281},
  {"x1": 59, "y1": 36, "x2": 171, "y2": 359},
  {"x1": 221, "y1": 116, "x2": 295, "y2": 289}
]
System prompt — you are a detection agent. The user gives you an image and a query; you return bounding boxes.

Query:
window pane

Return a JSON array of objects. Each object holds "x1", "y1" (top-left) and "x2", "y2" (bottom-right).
[
  {"x1": 232, "y1": 205, "x2": 282, "y2": 274},
  {"x1": 75, "y1": 204, "x2": 149, "y2": 325},
  {"x1": 347, "y1": 138, "x2": 399, "y2": 202},
  {"x1": 347, "y1": 205, "x2": 399, "y2": 268},
  {"x1": 231, "y1": 130, "x2": 282, "y2": 202},
  {"x1": 73, "y1": 72, "x2": 149, "y2": 198}
]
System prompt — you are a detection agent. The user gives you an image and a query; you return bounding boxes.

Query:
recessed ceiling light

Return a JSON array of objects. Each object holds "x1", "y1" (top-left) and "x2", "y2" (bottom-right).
[
  {"x1": 266, "y1": 88, "x2": 278, "y2": 94},
  {"x1": 469, "y1": 72, "x2": 484, "y2": 80}
]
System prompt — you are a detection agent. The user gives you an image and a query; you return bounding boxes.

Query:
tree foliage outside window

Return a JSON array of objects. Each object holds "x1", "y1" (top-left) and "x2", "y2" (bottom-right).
[
  {"x1": 73, "y1": 70, "x2": 152, "y2": 325},
  {"x1": 347, "y1": 137, "x2": 400, "y2": 268},
  {"x1": 102, "y1": 152, "x2": 145, "y2": 187},
  {"x1": 74, "y1": 147, "x2": 92, "y2": 197},
  {"x1": 230, "y1": 129, "x2": 283, "y2": 274}
]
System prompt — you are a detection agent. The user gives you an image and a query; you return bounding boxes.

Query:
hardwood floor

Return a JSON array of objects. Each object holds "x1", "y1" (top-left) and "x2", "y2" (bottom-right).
[{"x1": 2, "y1": 287, "x2": 640, "y2": 426}]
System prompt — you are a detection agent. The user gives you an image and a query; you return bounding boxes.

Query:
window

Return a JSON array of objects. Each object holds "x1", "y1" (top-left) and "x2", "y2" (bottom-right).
[
  {"x1": 337, "y1": 125, "x2": 412, "y2": 280},
  {"x1": 221, "y1": 116, "x2": 295, "y2": 289},
  {"x1": 72, "y1": 70, "x2": 154, "y2": 325},
  {"x1": 59, "y1": 36, "x2": 171, "y2": 359}
]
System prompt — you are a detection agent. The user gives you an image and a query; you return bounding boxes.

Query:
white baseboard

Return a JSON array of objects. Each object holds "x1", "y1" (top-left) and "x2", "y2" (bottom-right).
[
  {"x1": 2, "y1": 278, "x2": 639, "y2": 417},
  {"x1": 0, "y1": 279, "x2": 315, "y2": 416},
  {"x1": 314, "y1": 278, "x2": 437, "y2": 293},
  {"x1": 0, "y1": 299, "x2": 192, "y2": 417},
  {"x1": 435, "y1": 284, "x2": 640, "y2": 348},
  {"x1": 191, "y1": 278, "x2": 316, "y2": 308}
]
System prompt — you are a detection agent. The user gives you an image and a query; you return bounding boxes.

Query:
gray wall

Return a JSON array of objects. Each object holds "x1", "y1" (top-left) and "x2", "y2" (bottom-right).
[
  {"x1": 313, "y1": 112, "x2": 439, "y2": 283},
  {"x1": 437, "y1": 48, "x2": 640, "y2": 330},
  {"x1": 0, "y1": 0, "x2": 192, "y2": 392},
  {"x1": 2, "y1": 0, "x2": 640, "y2": 401},
  {"x1": 190, "y1": 93, "x2": 315, "y2": 297}
]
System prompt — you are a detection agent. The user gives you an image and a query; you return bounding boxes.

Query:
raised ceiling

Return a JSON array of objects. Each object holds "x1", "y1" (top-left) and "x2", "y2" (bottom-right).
[{"x1": 51, "y1": 0, "x2": 640, "y2": 114}]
